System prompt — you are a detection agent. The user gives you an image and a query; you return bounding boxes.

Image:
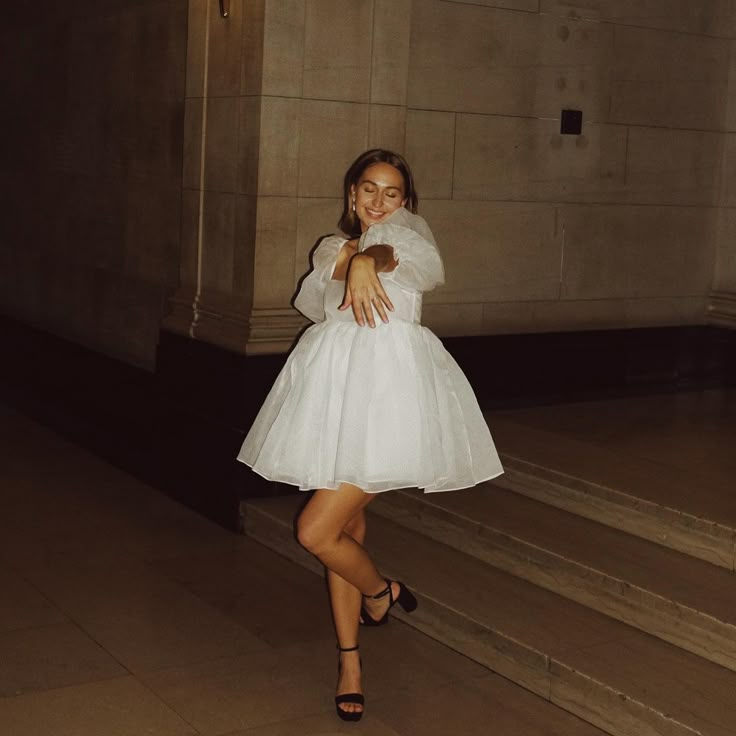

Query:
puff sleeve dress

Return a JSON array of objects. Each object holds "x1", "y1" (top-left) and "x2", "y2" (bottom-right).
[{"x1": 237, "y1": 207, "x2": 503, "y2": 493}]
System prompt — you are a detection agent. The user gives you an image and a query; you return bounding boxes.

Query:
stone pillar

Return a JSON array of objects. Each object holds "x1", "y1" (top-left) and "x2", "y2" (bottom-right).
[
  {"x1": 164, "y1": 0, "x2": 413, "y2": 355},
  {"x1": 245, "y1": 0, "x2": 413, "y2": 354},
  {"x1": 163, "y1": 0, "x2": 263, "y2": 353},
  {"x1": 710, "y1": 43, "x2": 736, "y2": 329}
]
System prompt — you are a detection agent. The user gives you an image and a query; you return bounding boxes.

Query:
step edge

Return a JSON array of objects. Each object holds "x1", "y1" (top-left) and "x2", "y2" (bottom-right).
[{"x1": 371, "y1": 492, "x2": 736, "y2": 671}]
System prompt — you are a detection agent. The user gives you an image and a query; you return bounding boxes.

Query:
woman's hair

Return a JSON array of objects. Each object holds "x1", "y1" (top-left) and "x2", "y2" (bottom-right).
[{"x1": 338, "y1": 149, "x2": 419, "y2": 237}]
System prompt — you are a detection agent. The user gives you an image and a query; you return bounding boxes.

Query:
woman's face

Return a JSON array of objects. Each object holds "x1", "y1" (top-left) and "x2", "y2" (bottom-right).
[{"x1": 351, "y1": 162, "x2": 407, "y2": 232}]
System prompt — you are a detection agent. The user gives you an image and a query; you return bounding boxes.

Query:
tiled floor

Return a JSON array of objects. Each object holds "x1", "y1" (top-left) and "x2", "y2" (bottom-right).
[{"x1": 1, "y1": 390, "x2": 732, "y2": 735}]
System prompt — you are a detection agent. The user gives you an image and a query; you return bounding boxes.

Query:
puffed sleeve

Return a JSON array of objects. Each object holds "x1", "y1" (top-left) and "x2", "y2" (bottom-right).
[
  {"x1": 357, "y1": 208, "x2": 444, "y2": 292},
  {"x1": 293, "y1": 235, "x2": 345, "y2": 323}
]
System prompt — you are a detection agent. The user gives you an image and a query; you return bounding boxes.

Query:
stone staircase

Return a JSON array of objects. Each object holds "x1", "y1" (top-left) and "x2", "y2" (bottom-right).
[{"x1": 240, "y1": 422, "x2": 736, "y2": 736}]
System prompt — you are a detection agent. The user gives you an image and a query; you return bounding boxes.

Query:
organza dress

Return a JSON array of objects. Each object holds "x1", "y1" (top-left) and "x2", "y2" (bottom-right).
[{"x1": 237, "y1": 208, "x2": 503, "y2": 493}]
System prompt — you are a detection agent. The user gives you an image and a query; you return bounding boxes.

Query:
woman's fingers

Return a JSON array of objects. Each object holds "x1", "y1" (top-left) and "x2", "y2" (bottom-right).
[
  {"x1": 344, "y1": 258, "x2": 394, "y2": 327},
  {"x1": 374, "y1": 282, "x2": 394, "y2": 314}
]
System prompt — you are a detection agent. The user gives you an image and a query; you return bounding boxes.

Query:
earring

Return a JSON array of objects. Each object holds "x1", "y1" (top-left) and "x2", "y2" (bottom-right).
[{"x1": 352, "y1": 199, "x2": 356, "y2": 213}]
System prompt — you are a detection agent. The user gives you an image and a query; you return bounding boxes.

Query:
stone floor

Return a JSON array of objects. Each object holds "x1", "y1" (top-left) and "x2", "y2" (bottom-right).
[{"x1": 0, "y1": 388, "x2": 732, "y2": 735}]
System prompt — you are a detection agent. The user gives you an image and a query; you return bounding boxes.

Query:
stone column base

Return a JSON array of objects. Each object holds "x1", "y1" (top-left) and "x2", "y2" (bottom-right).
[
  {"x1": 246, "y1": 308, "x2": 309, "y2": 355},
  {"x1": 708, "y1": 291, "x2": 736, "y2": 328},
  {"x1": 162, "y1": 289, "x2": 251, "y2": 355}
]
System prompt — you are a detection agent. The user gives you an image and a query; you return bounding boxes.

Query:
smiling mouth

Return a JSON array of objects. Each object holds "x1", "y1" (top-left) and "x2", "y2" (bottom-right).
[{"x1": 366, "y1": 209, "x2": 385, "y2": 218}]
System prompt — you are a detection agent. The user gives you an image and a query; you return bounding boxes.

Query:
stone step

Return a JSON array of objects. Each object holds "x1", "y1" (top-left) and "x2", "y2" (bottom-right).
[
  {"x1": 370, "y1": 485, "x2": 736, "y2": 672},
  {"x1": 487, "y1": 418, "x2": 736, "y2": 570},
  {"x1": 242, "y1": 495, "x2": 736, "y2": 736}
]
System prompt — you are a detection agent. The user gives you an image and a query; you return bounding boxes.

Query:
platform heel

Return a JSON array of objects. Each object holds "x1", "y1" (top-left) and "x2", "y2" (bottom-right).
[{"x1": 360, "y1": 579, "x2": 418, "y2": 627}]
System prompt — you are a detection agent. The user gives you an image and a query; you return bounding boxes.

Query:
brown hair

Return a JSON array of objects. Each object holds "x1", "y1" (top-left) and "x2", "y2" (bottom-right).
[{"x1": 338, "y1": 149, "x2": 419, "y2": 237}]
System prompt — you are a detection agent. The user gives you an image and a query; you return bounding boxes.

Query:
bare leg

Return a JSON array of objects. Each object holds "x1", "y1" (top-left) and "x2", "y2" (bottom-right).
[
  {"x1": 328, "y1": 510, "x2": 366, "y2": 717},
  {"x1": 297, "y1": 484, "x2": 386, "y2": 718},
  {"x1": 296, "y1": 484, "x2": 385, "y2": 595}
]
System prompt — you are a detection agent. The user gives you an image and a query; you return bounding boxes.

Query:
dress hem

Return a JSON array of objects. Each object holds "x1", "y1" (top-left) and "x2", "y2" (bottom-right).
[{"x1": 237, "y1": 456, "x2": 504, "y2": 494}]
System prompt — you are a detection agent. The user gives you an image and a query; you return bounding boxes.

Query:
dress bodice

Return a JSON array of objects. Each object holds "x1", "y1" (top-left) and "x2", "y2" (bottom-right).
[{"x1": 323, "y1": 279, "x2": 422, "y2": 325}]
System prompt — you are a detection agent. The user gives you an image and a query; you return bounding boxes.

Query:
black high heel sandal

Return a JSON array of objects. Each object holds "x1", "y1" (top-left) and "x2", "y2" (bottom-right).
[
  {"x1": 335, "y1": 645, "x2": 364, "y2": 722},
  {"x1": 360, "y1": 579, "x2": 418, "y2": 627}
]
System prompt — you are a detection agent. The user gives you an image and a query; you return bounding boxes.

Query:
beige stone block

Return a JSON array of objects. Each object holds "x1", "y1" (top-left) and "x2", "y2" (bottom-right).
[
  {"x1": 454, "y1": 114, "x2": 626, "y2": 202},
  {"x1": 257, "y1": 96, "x2": 301, "y2": 196},
  {"x1": 233, "y1": 194, "x2": 258, "y2": 299},
  {"x1": 368, "y1": 105, "x2": 407, "y2": 154},
  {"x1": 624, "y1": 296, "x2": 708, "y2": 326},
  {"x1": 409, "y1": 3, "x2": 612, "y2": 118},
  {"x1": 559, "y1": 205, "x2": 718, "y2": 300},
  {"x1": 200, "y1": 191, "x2": 237, "y2": 294},
  {"x1": 238, "y1": 96, "x2": 261, "y2": 195},
  {"x1": 624, "y1": 128, "x2": 722, "y2": 206},
  {"x1": 203, "y1": 96, "x2": 239, "y2": 192},
  {"x1": 297, "y1": 100, "x2": 369, "y2": 197},
  {"x1": 261, "y1": 0, "x2": 304, "y2": 97},
  {"x1": 421, "y1": 302, "x2": 485, "y2": 337},
  {"x1": 183, "y1": 97, "x2": 203, "y2": 190},
  {"x1": 179, "y1": 190, "x2": 202, "y2": 289},
  {"x1": 207, "y1": 0, "x2": 244, "y2": 97},
  {"x1": 541, "y1": 1, "x2": 736, "y2": 39},
  {"x1": 610, "y1": 26, "x2": 730, "y2": 130},
  {"x1": 186, "y1": 0, "x2": 207, "y2": 97},
  {"x1": 714, "y1": 207, "x2": 736, "y2": 292},
  {"x1": 296, "y1": 198, "x2": 343, "y2": 284},
  {"x1": 240, "y1": 0, "x2": 266, "y2": 95},
  {"x1": 726, "y1": 43, "x2": 736, "y2": 132},
  {"x1": 371, "y1": 0, "x2": 412, "y2": 105},
  {"x1": 719, "y1": 133, "x2": 736, "y2": 207},
  {"x1": 478, "y1": 297, "x2": 705, "y2": 334},
  {"x1": 254, "y1": 197, "x2": 298, "y2": 308},
  {"x1": 406, "y1": 110, "x2": 456, "y2": 200},
  {"x1": 426, "y1": 200, "x2": 561, "y2": 303},
  {"x1": 303, "y1": 0, "x2": 372, "y2": 102},
  {"x1": 481, "y1": 298, "x2": 628, "y2": 334},
  {"x1": 444, "y1": 0, "x2": 539, "y2": 9}
]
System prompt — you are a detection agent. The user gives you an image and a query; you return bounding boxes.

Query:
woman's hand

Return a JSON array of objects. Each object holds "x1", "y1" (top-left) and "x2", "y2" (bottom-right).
[{"x1": 340, "y1": 252, "x2": 395, "y2": 327}]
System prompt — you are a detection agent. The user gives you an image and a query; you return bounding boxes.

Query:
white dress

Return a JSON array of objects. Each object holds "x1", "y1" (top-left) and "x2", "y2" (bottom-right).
[{"x1": 237, "y1": 207, "x2": 503, "y2": 493}]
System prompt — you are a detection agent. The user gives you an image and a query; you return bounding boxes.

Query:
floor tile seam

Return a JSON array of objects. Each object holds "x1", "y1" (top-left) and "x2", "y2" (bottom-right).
[
  {"x1": 12, "y1": 576, "x2": 145, "y2": 679},
  {"x1": 500, "y1": 455, "x2": 736, "y2": 537},
  {"x1": 210, "y1": 703, "x2": 349, "y2": 736},
  {"x1": 0, "y1": 671, "x2": 136, "y2": 703},
  {"x1": 0, "y1": 617, "x2": 74, "y2": 637},
  {"x1": 135, "y1": 641, "x2": 283, "y2": 683},
  {"x1": 129, "y1": 672, "x2": 205, "y2": 736},
  {"x1": 0, "y1": 673, "x2": 137, "y2": 703}
]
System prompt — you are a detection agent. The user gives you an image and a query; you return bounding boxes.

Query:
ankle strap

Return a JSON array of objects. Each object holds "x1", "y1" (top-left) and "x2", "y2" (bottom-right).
[
  {"x1": 366, "y1": 581, "x2": 391, "y2": 600},
  {"x1": 337, "y1": 645, "x2": 359, "y2": 652}
]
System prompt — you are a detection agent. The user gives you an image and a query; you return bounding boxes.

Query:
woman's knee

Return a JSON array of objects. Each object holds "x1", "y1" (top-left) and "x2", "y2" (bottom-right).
[
  {"x1": 295, "y1": 514, "x2": 319, "y2": 553},
  {"x1": 344, "y1": 510, "x2": 366, "y2": 544}
]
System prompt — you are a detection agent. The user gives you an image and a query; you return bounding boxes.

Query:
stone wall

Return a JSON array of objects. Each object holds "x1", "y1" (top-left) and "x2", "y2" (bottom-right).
[
  {"x1": 169, "y1": 0, "x2": 732, "y2": 354},
  {"x1": 0, "y1": 1, "x2": 187, "y2": 369},
  {"x1": 3, "y1": 1, "x2": 735, "y2": 367}
]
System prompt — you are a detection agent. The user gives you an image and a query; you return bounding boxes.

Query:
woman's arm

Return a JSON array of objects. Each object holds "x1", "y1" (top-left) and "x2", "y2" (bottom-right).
[
  {"x1": 339, "y1": 245, "x2": 398, "y2": 328},
  {"x1": 293, "y1": 235, "x2": 345, "y2": 323}
]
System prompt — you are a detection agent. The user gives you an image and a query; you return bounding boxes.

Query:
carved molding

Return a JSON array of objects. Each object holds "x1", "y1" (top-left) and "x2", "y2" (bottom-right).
[
  {"x1": 246, "y1": 307, "x2": 308, "y2": 355},
  {"x1": 162, "y1": 289, "x2": 252, "y2": 354},
  {"x1": 708, "y1": 291, "x2": 736, "y2": 328}
]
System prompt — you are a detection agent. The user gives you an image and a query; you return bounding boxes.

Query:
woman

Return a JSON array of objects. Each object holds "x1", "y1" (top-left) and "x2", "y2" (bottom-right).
[{"x1": 238, "y1": 149, "x2": 503, "y2": 721}]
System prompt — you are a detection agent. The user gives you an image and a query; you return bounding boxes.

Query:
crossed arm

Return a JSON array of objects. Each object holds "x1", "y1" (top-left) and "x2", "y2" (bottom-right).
[{"x1": 339, "y1": 244, "x2": 398, "y2": 328}]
